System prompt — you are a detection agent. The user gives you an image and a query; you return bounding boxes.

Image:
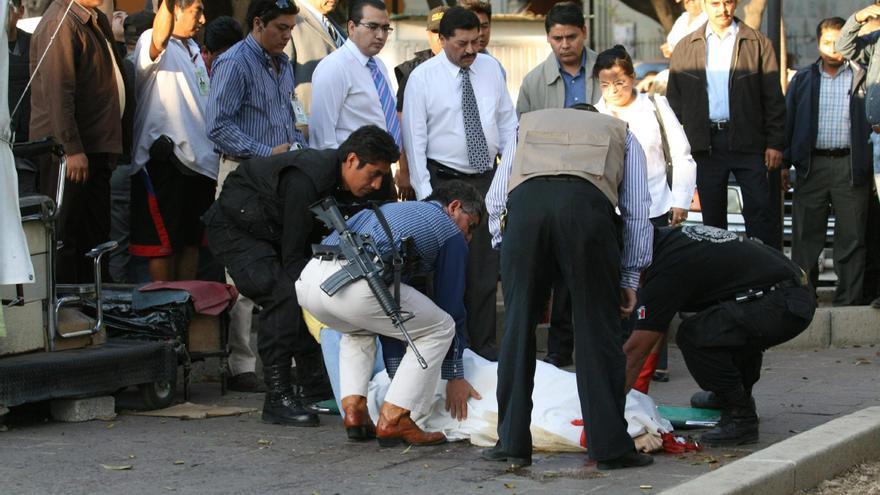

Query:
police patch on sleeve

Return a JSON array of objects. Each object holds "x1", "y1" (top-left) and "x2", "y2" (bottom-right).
[{"x1": 681, "y1": 225, "x2": 738, "y2": 243}]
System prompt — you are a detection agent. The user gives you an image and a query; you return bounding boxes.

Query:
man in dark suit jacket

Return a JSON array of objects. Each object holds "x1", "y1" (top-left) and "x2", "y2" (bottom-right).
[{"x1": 285, "y1": 0, "x2": 346, "y2": 115}]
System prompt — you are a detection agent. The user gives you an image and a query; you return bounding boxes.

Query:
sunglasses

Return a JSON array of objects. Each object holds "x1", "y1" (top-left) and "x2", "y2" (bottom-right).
[{"x1": 260, "y1": 0, "x2": 292, "y2": 18}]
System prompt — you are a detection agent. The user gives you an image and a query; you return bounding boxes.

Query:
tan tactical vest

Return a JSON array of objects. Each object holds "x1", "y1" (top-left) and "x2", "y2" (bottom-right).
[{"x1": 507, "y1": 109, "x2": 628, "y2": 206}]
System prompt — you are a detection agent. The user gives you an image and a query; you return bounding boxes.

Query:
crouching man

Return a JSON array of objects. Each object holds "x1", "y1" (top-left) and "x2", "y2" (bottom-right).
[
  {"x1": 203, "y1": 125, "x2": 398, "y2": 427},
  {"x1": 623, "y1": 225, "x2": 817, "y2": 446},
  {"x1": 295, "y1": 180, "x2": 484, "y2": 446}
]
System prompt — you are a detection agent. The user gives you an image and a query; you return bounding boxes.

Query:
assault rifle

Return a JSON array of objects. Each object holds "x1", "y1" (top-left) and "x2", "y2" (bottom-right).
[{"x1": 309, "y1": 197, "x2": 428, "y2": 369}]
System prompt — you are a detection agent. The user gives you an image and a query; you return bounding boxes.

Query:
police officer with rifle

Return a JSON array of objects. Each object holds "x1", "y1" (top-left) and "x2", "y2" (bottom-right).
[
  {"x1": 203, "y1": 125, "x2": 398, "y2": 427},
  {"x1": 296, "y1": 180, "x2": 484, "y2": 447}
]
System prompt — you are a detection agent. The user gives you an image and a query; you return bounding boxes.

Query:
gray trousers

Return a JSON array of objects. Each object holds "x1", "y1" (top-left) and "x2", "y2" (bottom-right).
[{"x1": 792, "y1": 154, "x2": 870, "y2": 305}]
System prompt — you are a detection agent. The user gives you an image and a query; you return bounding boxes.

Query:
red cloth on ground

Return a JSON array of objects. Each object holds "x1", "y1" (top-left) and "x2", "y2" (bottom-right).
[
  {"x1": 139, "y1": 281, "x2": 238, "y2": 315},
  {"x1": 634, "y1": 352, "x2": 660, "y2": 394}
]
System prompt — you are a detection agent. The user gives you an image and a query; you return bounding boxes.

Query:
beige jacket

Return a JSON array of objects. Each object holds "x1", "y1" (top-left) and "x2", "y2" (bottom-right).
[
  {"x1": 515, "y1": 45, "x2": 601, "y2": 117},
  {"x1": 285, "y1": 10, "x2": 345, "y2": 115}
]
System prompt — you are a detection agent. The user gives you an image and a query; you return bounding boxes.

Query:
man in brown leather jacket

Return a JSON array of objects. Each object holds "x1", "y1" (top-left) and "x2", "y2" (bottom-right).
[
  {"x1": 666, "y1": 0, "x2": 785, "y2": 249},
  {"x1": 30, "y1": 0, "x2": 126, "y2": 283}
]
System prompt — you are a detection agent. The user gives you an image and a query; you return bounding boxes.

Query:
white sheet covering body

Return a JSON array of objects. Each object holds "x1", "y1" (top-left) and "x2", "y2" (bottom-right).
[
  {"x1": 0, "y1": 3, "x2": 35, "y2": 286},
  {"x1": 366, "y1": 350, "x2": 672, "y2": 452}
]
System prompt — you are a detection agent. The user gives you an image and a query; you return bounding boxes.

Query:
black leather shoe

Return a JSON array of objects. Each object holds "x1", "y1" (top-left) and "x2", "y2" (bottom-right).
[
  {"x1": 262, "y1": 365, "x2": 320, "y2": 427},
  {"x1": 596, "y1": 451, "x2": 654, "y2": 471},
  {"x1": 543, "y1": 354, "x2": 573, "y2": 368},
  {"x1": 227, "y1": 372, "x2": 266, "y2": 393},
  {"x1": 701, "y1": 407, "x2": 759, "y2": 447},
  {"x1": 481, "y1": 444, "x2": 531, "y2": 468},
  {"x1": 652, "y1": 369, "x2": 669, "y2": 382}
]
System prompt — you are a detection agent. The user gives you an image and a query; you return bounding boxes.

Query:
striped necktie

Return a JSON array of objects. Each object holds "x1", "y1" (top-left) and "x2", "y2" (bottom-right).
[
  {"x1": 366, "y1": 57, "x2": 402, "y2": 149},
  {"x1": 322, "y1": 15, "x2": 343, "y2": 48},
  {"x1": 460, "y1": 67, "x2": 492, "y2": 173}
]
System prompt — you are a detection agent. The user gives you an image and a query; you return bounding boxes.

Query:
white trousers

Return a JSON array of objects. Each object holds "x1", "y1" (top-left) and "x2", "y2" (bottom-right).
[
  {"x1": 296, "y1": 259, "x2": 454, "y2": 414},
  {"x1": 218, "y1": 156, "x2": 257, "y2": 376}
]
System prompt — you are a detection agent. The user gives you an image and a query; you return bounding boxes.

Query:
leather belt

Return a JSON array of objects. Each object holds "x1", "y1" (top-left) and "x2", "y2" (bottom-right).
[
  {"x1": 812, "y1": 148, "x2": 850, "y2": 157},
  {"x1": 709, "y1": 120, "x2": 730, "y2": 132},
  {"x1": 427, "y1": 159, "x2": 493, "y2": 179},
  {"x1": 220, "y1": 153, "x2": 243, "y2": 163}
]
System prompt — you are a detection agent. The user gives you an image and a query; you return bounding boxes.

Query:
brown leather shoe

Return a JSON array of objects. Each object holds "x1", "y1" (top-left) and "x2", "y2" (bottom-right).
[
  {"x1": 375, "y1": 401, "x2": 446, "y2": 447},
  {"x1": 341, "y1": 395, "x2": 375, "y2": 441}
]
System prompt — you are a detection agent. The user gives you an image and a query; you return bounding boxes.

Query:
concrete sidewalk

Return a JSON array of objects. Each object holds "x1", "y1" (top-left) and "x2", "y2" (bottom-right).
[{"x1": 1, "y1": 345, "x2": 878, "y2": 494}]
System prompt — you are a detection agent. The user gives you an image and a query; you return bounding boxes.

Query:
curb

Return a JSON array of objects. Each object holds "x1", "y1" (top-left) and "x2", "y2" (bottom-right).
[{"x1": 661, "y1": 406, "x2": 880, "y2": 495}]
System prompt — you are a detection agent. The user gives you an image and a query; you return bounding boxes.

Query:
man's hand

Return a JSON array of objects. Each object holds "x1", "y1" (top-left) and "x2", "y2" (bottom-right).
[
  {"x1": 271, "y1": 143, "x2": 292, "y2": 155},
  {"x1": 445, "y1": 378, "x2": 481, "y2": 421},
  {"x1": 669, "y1": 207, "x2": 688, "y2": 227},
  {"x1": 856, "y1": 4, "x2": 880, "y2": 23},
  {"x1": 395, "y1": 151, "x2": 416, "y2": 200},
  {"x1": 781, "y1": 168, "x2": 792, "y2": 191},
  {"x1": 66, "y1": 153, "x2": 89, "y2": 184},
  {"x1": 764, "y1": 148, "x2": 783, "y2": 170},
  {"x1": 149, "y1": 0, "x2": 176, "y2": 60},
  {"x1": 620, "y1": 287, "x2": 637, "y2": 319}
]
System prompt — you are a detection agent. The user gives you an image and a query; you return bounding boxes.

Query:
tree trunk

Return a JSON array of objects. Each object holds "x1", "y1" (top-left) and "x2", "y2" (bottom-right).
[
  {"x1": 742, "y1": 0, "x2": 768, "y2": 30},
  {"x1": 619, "y1": 0, "x2": 681, "y2": 32},
  {"x1": 649, "y1": 0, "x2": 677, "y2": 33}
]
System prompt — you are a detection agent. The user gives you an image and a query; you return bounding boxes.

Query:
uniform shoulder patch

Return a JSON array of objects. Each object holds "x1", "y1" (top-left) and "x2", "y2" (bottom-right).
[{"x1": 681, "y1": 224, "x2": 738, "y2": 243}]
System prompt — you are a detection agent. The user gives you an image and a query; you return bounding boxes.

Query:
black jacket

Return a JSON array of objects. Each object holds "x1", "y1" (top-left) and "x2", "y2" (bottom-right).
[
  {"x1": 667, "y1": 18, "x2": 786, "y2": 154},
  {"x1": 213, "y1": 149, "x2": 342, "y2": 243},
  {"x1": 784, "y1": 60, "x2": 872, "y2": 186}
]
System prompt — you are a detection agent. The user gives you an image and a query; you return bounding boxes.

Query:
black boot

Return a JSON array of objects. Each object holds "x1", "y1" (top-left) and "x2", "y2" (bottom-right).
[
  {"x1": 701, "y1": 398, "x2": 759, "y2": 446},
  {"x1": 262, "y1": 365, "x2": 320, "y2": 427},
  {"x1": 292, "y1": 351, "x2": 334, "y2": 402}
]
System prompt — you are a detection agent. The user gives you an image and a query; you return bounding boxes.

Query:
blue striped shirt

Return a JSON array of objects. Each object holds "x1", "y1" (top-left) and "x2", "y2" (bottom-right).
[
  {"x1": 206, "y1": 35, "x2": 305, "y2": 158},
  {"x1": 486, "y1": 129, "x2": 653, "y2": 289},
  {"x1": 322, "y1": 201, "x2": 470, "y2": 378}
]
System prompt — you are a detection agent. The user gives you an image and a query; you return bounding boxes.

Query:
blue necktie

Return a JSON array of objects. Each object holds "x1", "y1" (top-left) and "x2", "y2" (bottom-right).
[
  {"x1": 322, "y1": 15, "x2": 343, "y2": 48},
  {"x1": 460, "y1": 68, "x2": 492, "y2": 173},
  {"x1": 367, "y1": 57, "x2": 402, "y2": 149}
]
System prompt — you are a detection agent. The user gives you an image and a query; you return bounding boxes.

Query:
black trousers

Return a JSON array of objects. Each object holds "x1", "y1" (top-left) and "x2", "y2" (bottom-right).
[
  {"x1": 39, "y1": 153, "x2": 112, "y2": 284},
  {"x1": 676, "y1": 285, "x2": 815, "y2": 399},
  {"x1": 203, "y1": 208, "x2": 321, "y2": 367},
  {"x1": 427, "y1": 161, "x2": 499, "y2": 356},
  {"x1": 695, "y1": 130, "x2": 780, "y2": 249},
  {"x1": 496, "y1": 179, "x2": 633, "y2": 461},
  {"x1": 545, "y1": 285, "x2": 573, "y2": 358}
]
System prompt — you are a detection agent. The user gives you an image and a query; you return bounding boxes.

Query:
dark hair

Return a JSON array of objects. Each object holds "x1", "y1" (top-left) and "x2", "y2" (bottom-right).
[
  {"x1": 425, "y1": 180, "x2": 485, "y2": 220},
  {"x1": 124, "y1": 11, "x2": 155, "y2": 44},
  {"x1": 349, "y1": 0, "x2": 387, "y2": 24},
  {"x1": 816, "y1": 17, "x2": 845, "y2": 41},
  {"x1": 246, "y1": 0, "x2": 299, "y2": 31},
  {"x1": 570, "y1": 103, "x2": 598, "y2": 112},
  {"x1": 544, "y1": 1, "x2": 585, "y2": 33},
  {"x1": 593, "y1": 45, "x2": 635, "y2": 79},
  {"x1": 204, "y1": 16, "x2": 244, "y2": 53},
  {"x1": 175, "y1": 0, "x2": 200, "y2": 8},
  {"x1": 460, "y1": 0, "x2": 492, "y2": 20},
  {"x1": 339, "y1": 125, "x2": 400, "y2": 167},
  {"x1": 438, "y1": 6, "x2": 480, "y2": 39}
]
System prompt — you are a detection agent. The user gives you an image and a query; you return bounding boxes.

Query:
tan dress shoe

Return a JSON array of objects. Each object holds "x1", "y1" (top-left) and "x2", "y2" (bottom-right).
[
  {"x1": 341, "y1": 395, "x2": 376, "y2": 441},
  {"x1": 375, "y1": 401, "x2": 446, "y2": 447}
]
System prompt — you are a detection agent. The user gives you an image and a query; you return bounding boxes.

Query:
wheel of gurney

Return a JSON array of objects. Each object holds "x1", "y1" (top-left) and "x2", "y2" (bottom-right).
[{"x1": 138, "y1": 365, "x2": 177, "y2": 410}]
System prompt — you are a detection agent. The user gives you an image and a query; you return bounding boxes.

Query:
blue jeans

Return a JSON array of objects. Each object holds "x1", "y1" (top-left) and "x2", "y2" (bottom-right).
[{"x1": 319, "y1": 328, "x2": 386, "y2": 414}]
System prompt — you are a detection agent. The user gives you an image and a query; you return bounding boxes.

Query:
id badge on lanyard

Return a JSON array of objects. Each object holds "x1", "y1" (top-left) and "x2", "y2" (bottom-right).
[{"x1": 291, "y1": 92, "x2": 308, "y2": 127}]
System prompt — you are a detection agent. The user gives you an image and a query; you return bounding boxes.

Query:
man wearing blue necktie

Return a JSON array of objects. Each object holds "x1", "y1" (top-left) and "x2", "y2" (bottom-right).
[{"x1": 309, "y1": 0, "x2": 400, "y2": 200}]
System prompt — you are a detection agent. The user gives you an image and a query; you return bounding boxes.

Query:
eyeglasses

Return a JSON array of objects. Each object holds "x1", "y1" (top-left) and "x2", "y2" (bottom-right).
[
  {"x1": 358, "y1": 22, "x2": 394, "y2": 33},
  {"x1": 259, "y1": 0, "x2": 292, "y2": 18}
]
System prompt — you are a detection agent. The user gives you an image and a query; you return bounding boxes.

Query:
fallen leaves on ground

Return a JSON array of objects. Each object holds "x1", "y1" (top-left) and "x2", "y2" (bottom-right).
[{"x1": 100, "y1": 464, "x2": 133, "y2": 471}]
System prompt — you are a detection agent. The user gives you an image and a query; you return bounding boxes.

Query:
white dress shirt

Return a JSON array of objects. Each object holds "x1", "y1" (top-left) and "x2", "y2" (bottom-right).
[
  {"x1": 403, "y1": 51, "x2": 518, "y2": 199},
  {"x1": 309, "y1": 39, "x2": 393, "y2": 149},
  {"x1": 596, "y1": 93, "x2": 697, "y2": 218},
  {"x1": 666, "y1": 11, "x2": 708, "y2": 51},
  {"x1": 132, "y1": 29, "x2": 218, "y2": 179},
  {"x1": 706, "y1": 21, "x2": 739, "y2": 122}
]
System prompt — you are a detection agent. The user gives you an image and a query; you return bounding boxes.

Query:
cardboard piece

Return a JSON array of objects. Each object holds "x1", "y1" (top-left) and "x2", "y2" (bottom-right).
[{"x1": 129, "y1": 402, "x2": 258, "y2": 420}]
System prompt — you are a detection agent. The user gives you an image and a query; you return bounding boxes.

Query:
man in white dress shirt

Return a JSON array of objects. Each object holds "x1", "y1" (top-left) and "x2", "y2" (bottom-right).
[
  {"x1": 309, "y1": 0, "x2": 398, "y2": 150},
  {"x1": 403, "y1": 6, "x2": 517, "y2": 360}
]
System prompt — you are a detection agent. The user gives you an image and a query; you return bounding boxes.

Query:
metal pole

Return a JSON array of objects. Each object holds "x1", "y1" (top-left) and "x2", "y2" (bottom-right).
[{"x1": 766, "y1": 0, "x2": 784, "y2": 250}]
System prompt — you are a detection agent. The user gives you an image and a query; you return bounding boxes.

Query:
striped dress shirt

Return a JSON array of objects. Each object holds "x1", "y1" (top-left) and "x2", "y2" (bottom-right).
[
  {"x1": 322, "y1": 201, "x2": 470, "y2": 378},
  {"x1": 206, "y1": 35, "x2": 305, "y2": 158},
  {"x1": 486, "y1": 130, "x2": 653, "y2": 289},
  {"x1": 816, "y1": 61, "x2": 852, "y2": 150}
]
